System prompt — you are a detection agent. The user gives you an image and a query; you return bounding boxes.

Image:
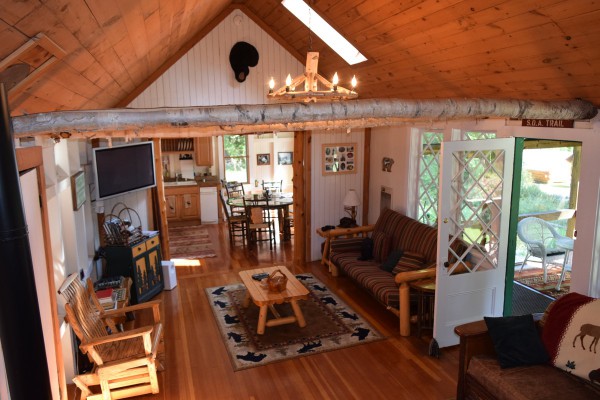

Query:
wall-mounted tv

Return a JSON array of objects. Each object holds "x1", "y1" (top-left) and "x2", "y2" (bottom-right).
[{"x1": 92, "y1": 142, "x2": 156, "y2": 200}]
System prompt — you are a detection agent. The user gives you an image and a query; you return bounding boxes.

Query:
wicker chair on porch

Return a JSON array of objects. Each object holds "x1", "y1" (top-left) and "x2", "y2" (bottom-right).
[
  {"x1": 517, "y1": 217, "x2": 569, "y2": 283},
  {"x1": 58, "y1": 273, "x2": 163, "y2": 400}
]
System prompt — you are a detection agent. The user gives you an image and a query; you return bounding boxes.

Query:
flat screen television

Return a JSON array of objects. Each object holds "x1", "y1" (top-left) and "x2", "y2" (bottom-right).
[{"x1": 92, "y1": 142, "x2": 156, "y2": 200}]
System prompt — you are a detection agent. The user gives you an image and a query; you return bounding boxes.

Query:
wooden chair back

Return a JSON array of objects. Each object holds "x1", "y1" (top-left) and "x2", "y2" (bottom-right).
[{"x1": 58, "y1": 274, "x2": 107, "y2": 343}]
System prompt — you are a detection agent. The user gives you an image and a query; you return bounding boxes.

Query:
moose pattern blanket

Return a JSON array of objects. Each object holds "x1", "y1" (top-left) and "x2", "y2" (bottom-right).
[{"x1": 541, "y1": 292, "x2": 600, "y2": 385}]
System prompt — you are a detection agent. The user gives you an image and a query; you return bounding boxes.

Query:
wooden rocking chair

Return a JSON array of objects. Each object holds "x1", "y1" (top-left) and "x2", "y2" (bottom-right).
[{"x1": 58, "y1": 273, "x2": 163, "y2": 400}]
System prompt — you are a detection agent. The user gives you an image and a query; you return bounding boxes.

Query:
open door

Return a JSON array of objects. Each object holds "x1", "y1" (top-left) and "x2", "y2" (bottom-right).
[{"x1": 433, "y1": 138, "x2": 515, "y2": 348}]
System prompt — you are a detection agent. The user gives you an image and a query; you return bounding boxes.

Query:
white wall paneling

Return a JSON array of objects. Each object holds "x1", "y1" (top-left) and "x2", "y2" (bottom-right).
[
  {"x1": 129, "y1": 9, "x2": 304, "y2": 108},
  {"x1": 310, "y1": 129, "x2": 365, "y2": 261}
]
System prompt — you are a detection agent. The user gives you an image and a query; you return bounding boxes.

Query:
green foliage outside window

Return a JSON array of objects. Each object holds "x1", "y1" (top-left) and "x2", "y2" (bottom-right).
[{"x1": 223, "y1": 135, "x2": 248, "y2": 183}]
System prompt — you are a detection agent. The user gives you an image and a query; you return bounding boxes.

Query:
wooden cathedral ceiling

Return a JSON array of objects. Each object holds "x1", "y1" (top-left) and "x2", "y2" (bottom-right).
[{"x1": 1, "y1": 0, "x2": 599, "y2": 118}]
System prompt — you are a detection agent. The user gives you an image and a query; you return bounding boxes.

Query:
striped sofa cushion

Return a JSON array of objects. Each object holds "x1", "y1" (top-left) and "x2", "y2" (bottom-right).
[
  {"x1": 335, "y1": 258, "x2": 400, "y2": 309},
  {"x1": 372, "y1": 231, "x2": 392, "y2": 263}
]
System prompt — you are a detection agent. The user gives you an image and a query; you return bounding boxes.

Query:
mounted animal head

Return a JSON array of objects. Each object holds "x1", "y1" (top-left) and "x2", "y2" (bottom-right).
[{"x1": 229, "y1": 41, "x2": 259, "y2": 83}]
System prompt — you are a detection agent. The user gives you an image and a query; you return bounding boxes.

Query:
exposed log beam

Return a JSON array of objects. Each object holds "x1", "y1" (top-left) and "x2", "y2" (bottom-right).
[{"x1": 12, "y1": 98, "x2": 597, "y2": 138}]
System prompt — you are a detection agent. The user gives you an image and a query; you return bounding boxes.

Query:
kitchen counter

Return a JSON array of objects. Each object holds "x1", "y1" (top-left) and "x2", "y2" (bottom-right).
[{"x1": 163, "y1": 177, "x2": 220, "y2": 187}]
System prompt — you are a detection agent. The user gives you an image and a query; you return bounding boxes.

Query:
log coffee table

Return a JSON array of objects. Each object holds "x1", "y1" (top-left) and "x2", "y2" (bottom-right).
[{"x1": 239, "y1": 266, "x2": 309, "y2": 335}]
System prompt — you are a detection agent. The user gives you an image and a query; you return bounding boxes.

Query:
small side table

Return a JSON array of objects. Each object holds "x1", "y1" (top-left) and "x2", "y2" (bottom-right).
[{"x1": 410, "y1": 279, "x2": 436, "y2": 337}]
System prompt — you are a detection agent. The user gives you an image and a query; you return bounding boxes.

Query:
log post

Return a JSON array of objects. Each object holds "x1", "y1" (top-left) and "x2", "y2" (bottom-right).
[{"x1": 293, "y1": 131, "x2": 306, "y2": 268}]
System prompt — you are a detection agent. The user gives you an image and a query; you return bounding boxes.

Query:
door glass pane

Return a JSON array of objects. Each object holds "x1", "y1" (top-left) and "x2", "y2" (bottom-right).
[
  {"x1": 447, "y1": 149, "x2": 505, "y2": 275},
  {"x1": 417, "y1": 131, "x2": 443, "y2": 225}
]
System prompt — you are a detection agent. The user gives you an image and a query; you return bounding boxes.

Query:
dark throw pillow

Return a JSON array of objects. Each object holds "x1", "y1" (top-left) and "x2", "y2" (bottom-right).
[
  {"x1": 484, "y1": 314, "x2": 549, "y2": 369},
  {"x1": 391, "y1": 251, "x2": 426, "y2": 274},
  {"x1": 358, "y1": 237, "x2": 374, "y2": 261},
  {"x1": 380, "y1": 249, "x2": 404, "y2": 272}
]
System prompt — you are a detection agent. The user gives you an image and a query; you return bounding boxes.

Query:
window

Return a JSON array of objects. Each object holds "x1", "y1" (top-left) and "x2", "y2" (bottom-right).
[
  {"x1": 223, "y1": 135, "x2": 249, "y2": 183},
  {"x1": 417, "y1": 131, "x2": 443, "y2": 226},
  {"x1": 463, "y1": 131, "x2": 497, "y2": 140},
  {"x1": 415, "y1": 130, "x2": 497, "y2": 226},
  {"x1": 281, "y1": 0, "x2": 367, "y2": 65}
]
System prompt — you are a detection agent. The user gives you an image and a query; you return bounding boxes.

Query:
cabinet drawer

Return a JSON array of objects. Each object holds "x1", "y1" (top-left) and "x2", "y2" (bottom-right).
[
  {"x1": 146, "y1": 236, "x2": 160, "y2": 250},
  {"x1": 132, "y1": 242, "x2": 147, "y2": 258}
]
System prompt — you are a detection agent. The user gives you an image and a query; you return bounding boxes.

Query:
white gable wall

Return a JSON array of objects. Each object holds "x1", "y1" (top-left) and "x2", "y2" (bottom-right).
[{"x1": 129, "y1": 9, "x2": 304, "y2": 107}]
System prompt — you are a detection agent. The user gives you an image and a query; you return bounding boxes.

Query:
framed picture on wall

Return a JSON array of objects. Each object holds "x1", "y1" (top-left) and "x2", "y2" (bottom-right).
[
  {"x1": 257, "y1": 153, "x2": 270, "y2": 165},
  {"x1": 278, "y1": 152, "x2": 293, "y2": 165},
  {"x1": 71, "y1": 171, "x2": 86, "y2": 210},
  {"x1": 322, "y1": 143, "x2": 357, "y2": 175}
]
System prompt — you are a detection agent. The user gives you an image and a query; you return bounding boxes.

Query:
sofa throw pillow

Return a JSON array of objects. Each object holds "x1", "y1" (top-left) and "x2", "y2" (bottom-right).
[
  {"x1": 372, "y1": 231, "x2": 392, "y2": 263},
  {"x1": 391, "y1": 251, "x2": 426, "y2": 274},
  {"x1": 540, "y1": 292, "x2": 600, "y2": 382},
  {"x1": 484, "y1": 314, "x2": 549, "y2": 369},
  {"x1": 358, "y1": 237, "x2": 374, "y2": 261},
  {"x1": 380, "y1": 249, "x2": 404, "y2": 272}
]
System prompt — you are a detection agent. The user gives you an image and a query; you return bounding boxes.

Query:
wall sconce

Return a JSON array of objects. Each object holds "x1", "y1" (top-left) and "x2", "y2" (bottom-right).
[{"x1": 343, "y1": 189, "x2": 361, "y2": 224}]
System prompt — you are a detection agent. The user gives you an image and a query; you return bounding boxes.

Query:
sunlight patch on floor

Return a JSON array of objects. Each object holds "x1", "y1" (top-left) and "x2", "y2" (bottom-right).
[{"x1": 172, "y1": 258, "x2": 202, "y2": 267}]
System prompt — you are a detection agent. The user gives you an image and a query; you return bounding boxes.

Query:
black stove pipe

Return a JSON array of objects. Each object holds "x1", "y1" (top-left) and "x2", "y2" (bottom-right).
[{"x1": 0, "y1": 83, "x2": 52, "y2": 399}]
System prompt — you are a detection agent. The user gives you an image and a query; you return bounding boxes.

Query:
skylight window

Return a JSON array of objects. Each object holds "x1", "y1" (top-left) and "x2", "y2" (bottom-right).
[{"x1": 282, "y1": 0, "x2": 367, "y2": 65}]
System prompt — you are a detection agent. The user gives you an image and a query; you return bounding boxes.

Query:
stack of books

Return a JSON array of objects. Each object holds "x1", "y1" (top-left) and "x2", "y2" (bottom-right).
[{"x1": 95, "y1": 288, "x2": 117, "y2": 311}]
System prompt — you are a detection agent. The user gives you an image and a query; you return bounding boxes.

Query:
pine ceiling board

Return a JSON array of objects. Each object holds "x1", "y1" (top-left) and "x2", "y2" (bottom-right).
[
  {"x1": 10, "y1": 91, "x2": 64, "y2": 115},
  {"x1": 0, "y1": 22, "x2": 29, "y2": 59},
  {"x1": 319, "y1": 0, "x2": 428, "y2": 33},
  {"x1": 350, "y1": 0, "x2": 563, "y2": 58},
  {"x1": 116, "y1": 2, "x2": 151, "y2": 79},
  {"x1": 540, "y1": 1, "x2": 600, "y2": 20},
  {"x1": 358, "y1": 21, "x2": 579, "y2": 77},
  {"x1": 0, "y1": 0, "x2": 43, "y2": 26}
]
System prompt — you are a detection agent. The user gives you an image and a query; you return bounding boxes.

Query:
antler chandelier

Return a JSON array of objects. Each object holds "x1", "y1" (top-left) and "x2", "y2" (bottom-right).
[{"x1": 267, "y1": 52, "x2": 357, "y2": 103}]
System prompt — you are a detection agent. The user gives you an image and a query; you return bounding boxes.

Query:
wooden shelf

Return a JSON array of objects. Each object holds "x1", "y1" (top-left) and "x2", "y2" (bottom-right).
[{"x1": 161, "y1": 138, "x2": 194, "y2": 153}]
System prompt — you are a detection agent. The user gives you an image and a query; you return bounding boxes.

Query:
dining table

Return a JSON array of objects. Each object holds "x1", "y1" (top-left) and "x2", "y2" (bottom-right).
[{"x1": 227, "y1": 194, "x2": 293, "y2": 241}]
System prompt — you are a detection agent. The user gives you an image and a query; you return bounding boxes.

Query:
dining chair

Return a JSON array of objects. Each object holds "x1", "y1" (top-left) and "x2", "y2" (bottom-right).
[
  {"x1": 223, "y1": 180, "x2": 246, "y2": 216},
  {"x1": 219, "y1": 189, "x2": 247, "y2": 245},
  {"x1": 58, "y1": 273, "x2": 163, "y2": 400},
  {"x1": 283, "y1": 203, "x2": 294, "y2": 241},
  {"x1": 243, "y1": 197, "x2": 275, "y2": 249},
  {"x1": 262, "y1": 179, "x2": 283, "y2": 194},
  {"x1": 517, "y1": 217, "x2": 569, "y2": 282}
]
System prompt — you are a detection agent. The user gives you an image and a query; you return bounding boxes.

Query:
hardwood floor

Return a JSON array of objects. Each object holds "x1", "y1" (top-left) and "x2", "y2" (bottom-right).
[{"x1": 75, "y1": 222, "x2": 459, "y2": 399}]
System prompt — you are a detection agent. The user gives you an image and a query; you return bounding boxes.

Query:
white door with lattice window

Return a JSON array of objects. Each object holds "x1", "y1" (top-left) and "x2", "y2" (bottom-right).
[{"x1": 434, "y1": 138, "x2": 515, "y2": 347}]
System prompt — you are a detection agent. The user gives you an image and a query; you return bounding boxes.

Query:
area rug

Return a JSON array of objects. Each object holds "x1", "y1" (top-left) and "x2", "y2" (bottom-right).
[
  {"x1": 206, "y1": 274, "x2": 385, "y2": 371},
  {"x1": 514, "y1": 268, "x2": 570, "y2": 300},
  {"x1": 168, "y1": 224, "x2": 216, "y2": 259}
]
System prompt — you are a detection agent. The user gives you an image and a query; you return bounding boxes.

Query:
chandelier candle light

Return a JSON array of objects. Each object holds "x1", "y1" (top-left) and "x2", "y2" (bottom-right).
[{"x1": 268, "y1": 52, "x2": 357, "y2": 102}]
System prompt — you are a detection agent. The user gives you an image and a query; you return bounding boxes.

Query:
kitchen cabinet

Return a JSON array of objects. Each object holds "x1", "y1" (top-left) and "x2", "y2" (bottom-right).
[
  {"x1": 104, "y1": 234, "x2": 164, "y2": 304},
  {"x1": 195, "y1": 137, "x2": 213, "y2": 166},
  {"x1": 164, "y1": 185, "x2": 200, "y2": 221}
]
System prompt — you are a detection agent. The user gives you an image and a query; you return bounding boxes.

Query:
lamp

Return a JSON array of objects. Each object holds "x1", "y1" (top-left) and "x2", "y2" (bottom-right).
[
  {"x1": 343, "y1": 189, "x2": 361, "y2": 224},
  {"x1": 267, "y1": 52, "x2": 357, "y2": 103}
]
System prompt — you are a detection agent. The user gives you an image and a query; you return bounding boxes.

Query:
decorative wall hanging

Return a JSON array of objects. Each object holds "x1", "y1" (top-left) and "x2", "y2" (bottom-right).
[
  {"x1": 256, "y1": 153, "x2": 270, "y2": 166},
  {"x1": 322, "y1": 143, "x2": 357, "y2": 175},
  {"x1": 278, "y1": 152, "x2": 293, "y2": 165},
  {"x1": 229, "y1": 41, "x2": 259, "y2": 83},
  {"x1": 382, "y1": 157, "x2": 394, "y2": 172}
]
